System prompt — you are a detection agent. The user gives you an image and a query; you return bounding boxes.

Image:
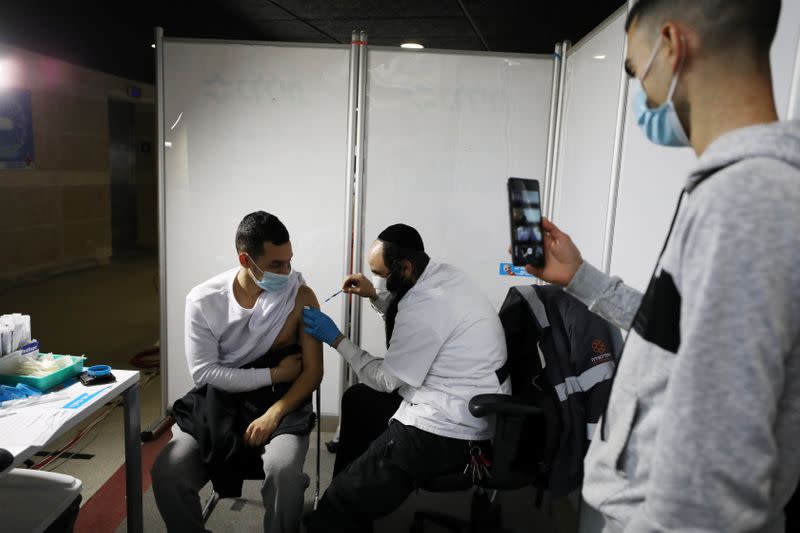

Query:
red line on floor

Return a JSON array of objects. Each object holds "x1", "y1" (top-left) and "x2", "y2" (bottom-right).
[{"x1": 75, "y1": 428, "x2": 173, "y2": 533}]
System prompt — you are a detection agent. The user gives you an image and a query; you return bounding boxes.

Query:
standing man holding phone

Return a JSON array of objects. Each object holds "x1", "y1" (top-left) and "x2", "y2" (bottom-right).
[{"x1": 531, "y1": 1, "x2": 800, "y2": 531}]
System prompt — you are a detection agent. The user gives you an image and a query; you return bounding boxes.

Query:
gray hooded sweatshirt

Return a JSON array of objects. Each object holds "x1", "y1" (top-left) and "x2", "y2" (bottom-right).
[{"x1": 567, "y1": 120, "x2": 800, "y2": 532}]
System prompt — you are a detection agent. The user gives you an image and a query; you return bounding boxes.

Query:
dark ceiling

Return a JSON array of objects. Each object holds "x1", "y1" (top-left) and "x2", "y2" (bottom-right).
[{"x1": 1, "y1": 0, "x2": 626, "y2": 84}]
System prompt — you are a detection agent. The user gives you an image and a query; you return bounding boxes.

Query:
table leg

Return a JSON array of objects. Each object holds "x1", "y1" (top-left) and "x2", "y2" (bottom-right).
[{"x1": 123, "y1": 383, "x2": 142, "y2": 533}]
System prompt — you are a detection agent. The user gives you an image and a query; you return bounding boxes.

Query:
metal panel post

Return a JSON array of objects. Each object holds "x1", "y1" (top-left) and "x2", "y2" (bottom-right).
[
  {"x1": 542, "y1": 43, "x2": 563, "y2": 220},
  {"x1": 547, "y1": 40, "x2": 571, "y2": 223},
  {"x1": 339, "y1": 31, "x2": 361, "y2": 395},
  {"x1": 600, "y1": 0, "x2": 634, "y2": 274},
  {"x1": 350, "y1": 31, "x2": 369, "y2": 384},
  {"x1": 155, "y1": 27, "x2": 169, "y2": 421}
]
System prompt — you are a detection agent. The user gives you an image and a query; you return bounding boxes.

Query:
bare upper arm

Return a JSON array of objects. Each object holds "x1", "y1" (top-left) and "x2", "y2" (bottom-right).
[
  {"x1": 297, "y1": 284, "x2": 320, "y2": 310},
  {"x1": 296, "y1": 285, "x2": 324, "y2": 375}
]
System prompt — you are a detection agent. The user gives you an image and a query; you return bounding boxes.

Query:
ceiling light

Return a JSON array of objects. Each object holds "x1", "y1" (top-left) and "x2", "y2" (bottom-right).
[
  {"x1": 401, "y1": 43, "x2": 424, "y2": 49},
  {"x1": 593, "y1": 54, "x2": 606, "y2": 60},
  {"x1": 151, "y1": 43, "x2": 156, "y2": 49}
]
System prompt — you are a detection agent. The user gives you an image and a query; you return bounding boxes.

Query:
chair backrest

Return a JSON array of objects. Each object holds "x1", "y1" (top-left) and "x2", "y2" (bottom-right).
[
  {"x1": 493, "y1": 287, "x2": 563, "y2": 489},
  {"x1": 0, "y1": 448, "x2": 13, "y2": 474}
]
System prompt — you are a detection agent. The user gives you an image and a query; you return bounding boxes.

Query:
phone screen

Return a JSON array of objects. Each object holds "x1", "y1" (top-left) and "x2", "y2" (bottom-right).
[{"x1": 508, "y1": 178, "x2": 544, "y2": 267}]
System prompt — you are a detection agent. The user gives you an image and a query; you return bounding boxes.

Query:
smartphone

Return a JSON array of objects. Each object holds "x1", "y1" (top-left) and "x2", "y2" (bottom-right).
[{"x1": 508, "y1": 177, "x2": 544, "y2": 268}]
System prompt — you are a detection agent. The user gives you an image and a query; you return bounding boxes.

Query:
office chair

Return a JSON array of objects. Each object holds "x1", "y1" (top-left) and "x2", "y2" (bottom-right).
[
  {"x1": 411, "y1": 286, "x2": 563, "y2": 533},
  {"x1": 409, "y1": 393, "x2": 554, "y2": 533},
  {"x1": 0, "y1": 448, "x2": 12, "y2": 474},
  {"x1": 201, "y1": 387, "x2": 323, "y2": 522}
]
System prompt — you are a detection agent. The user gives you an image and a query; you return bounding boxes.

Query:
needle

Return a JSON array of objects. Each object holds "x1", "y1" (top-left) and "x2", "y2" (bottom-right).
[{"x1": 322, "y1": 290, "x2": 344, "y2": 303}]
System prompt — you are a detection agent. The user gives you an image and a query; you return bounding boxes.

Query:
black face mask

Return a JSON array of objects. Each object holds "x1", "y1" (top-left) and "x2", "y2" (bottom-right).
[{"x1": 384, "y1": 262, "x2": 415, "y2": 348}]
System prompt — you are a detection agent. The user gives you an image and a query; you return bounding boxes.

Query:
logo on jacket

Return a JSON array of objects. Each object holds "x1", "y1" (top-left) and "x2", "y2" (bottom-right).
[
  {"x1": 591, "y1": 339, "x2": 607, "y2": 355},
  {"x1": 590, "y1": 339, "x2": 613, "y2": 366}
]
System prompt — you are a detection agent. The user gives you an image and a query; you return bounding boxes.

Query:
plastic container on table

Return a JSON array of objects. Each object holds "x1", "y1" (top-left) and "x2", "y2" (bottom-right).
[{"x1": 0, "y1": 355, "x2": 85, "y2": 391}]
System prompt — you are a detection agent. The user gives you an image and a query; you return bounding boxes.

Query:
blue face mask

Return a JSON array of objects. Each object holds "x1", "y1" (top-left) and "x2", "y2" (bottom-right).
[
  {"x1": 633, "y1": 37, "x2": 690, "y2": 147},
  {"x1": 246, "y1": 255, "x2": 291, "y2": 293}
]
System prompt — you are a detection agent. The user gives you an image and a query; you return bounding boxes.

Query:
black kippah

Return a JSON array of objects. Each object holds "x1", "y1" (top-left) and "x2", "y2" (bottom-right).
[{"x1": 378, "y1": 224, "x2": 425, "y2": 252}]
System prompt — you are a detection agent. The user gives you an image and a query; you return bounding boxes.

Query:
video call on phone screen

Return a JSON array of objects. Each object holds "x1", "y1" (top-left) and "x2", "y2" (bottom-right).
[{"x1": 509, "y1": 182, "x2": 544, "y2": 264}]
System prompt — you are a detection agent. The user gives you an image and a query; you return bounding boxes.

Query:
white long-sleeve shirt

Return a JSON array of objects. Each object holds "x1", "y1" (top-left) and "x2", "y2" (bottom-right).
[
  {"x1": 337, "y1": 261, "x2": 511, "y2": 441},
  {"x1": 184, "y1": 267, "x2": 303, "y2": 393}
]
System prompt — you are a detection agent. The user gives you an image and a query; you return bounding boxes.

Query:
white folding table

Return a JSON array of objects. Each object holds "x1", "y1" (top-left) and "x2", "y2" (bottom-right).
[{"x1": 0, "y1": 369, "x2": 142, "y2": 533}]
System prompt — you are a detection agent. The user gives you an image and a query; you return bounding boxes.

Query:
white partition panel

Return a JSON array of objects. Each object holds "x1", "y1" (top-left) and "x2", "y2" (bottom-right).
[
  {"x1": 551, "y1": 9, "x2": 627, "y2": 267},
  {"x1": 610, "y1": 1, "x2": 800, "y2": 292},
  {"x1": 608, "y1": 98, "x2": 696, "y2": 292},
  {"x1": 772, "y1": 0, "x2": 800, "y2": 118},
  {"x1": 358, "y1": 49, "x2": 554, "y2": 356},
  {"x1": 162, "y1": 41, "x2": 350, "y2": 414}
]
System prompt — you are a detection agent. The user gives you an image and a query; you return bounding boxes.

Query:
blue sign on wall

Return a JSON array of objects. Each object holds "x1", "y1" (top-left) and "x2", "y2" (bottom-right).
[
  {"x1": 498, "y1": 262, "x2": 535, "y2": 277},
  {"x1": 0, "y1": 89, "x2": 34, "y2": 169}
]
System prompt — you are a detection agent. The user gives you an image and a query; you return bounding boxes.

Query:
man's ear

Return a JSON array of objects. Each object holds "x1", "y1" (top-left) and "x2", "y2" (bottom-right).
[
  {"x1": 238, "y1": 252, "x2": 250, "y2": 268},
  {"x1": 662, "y1": 23, "x2": 685, "y2": 73},
  {"x1": 400, "y1": 259, "x2": 414, "y2": 278}
]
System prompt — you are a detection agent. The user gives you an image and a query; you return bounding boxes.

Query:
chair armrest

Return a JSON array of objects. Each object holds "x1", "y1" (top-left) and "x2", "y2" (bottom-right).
[{"x1": 468, "y1": 394, "x2": 544, "y2": 419}]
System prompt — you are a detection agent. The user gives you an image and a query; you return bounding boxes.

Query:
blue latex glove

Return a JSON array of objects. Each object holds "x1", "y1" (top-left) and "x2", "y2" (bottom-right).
[{"x1": 303, "y1": 307, "x2": 342, "y2": 346}]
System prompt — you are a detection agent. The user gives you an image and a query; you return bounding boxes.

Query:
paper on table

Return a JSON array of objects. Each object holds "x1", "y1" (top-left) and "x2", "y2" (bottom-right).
[{"x1": 0, "y1": 405, "x2": 75, "y2": 447}]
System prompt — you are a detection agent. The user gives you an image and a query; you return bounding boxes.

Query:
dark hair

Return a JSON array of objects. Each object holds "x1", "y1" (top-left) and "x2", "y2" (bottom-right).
[
  {"x1": 235, "y1": 211, "x2": 289, "y2": 259},
  {"x1": 381, "y1": 241, "x2": 430, "y2": 280},
  {"x1": 377, "y1": 224, "x2": 430, "y2": 280},
  {"x1": 377, "y1": 224, "x2": 430, "y2": 348},
  {"x1": 625, "y1": 0, "x2": 781, "y2": 57}
]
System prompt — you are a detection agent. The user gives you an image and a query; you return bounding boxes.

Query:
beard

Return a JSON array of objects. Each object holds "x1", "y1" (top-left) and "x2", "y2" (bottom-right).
[{"x1": 384, "y1": 271, "x2": 415, "y2": 348}]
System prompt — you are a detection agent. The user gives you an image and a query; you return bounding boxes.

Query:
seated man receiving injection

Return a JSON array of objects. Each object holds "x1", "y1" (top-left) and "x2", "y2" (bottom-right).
[{"x1": 151, "y1": 211, "x2": 323, "y2": 533}]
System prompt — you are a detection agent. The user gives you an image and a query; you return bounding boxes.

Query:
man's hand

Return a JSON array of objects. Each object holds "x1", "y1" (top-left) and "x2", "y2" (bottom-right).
[
  {"x1": 243, "y1": 405, "x2": 283, "y2": 447},
  {"x1": 271, "y1": 354, "x2": 303, "y2": 384},
  {"x1": 524, "y1": 217, "x2": 584, "y2": 286},
  {"x1": 342, "y1": 273, "x2": 377, "y2": 300},
  {"x1": 303, "y1": 307, "x2": 344, "y2": 347}
]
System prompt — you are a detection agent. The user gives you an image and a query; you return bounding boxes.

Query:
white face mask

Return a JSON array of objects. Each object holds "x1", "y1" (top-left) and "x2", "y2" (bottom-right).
[{"x1": 372, "y1": 275, "x2": 388, "y2": 292}]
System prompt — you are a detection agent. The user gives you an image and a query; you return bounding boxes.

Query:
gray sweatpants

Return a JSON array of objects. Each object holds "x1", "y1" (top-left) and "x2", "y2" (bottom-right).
[{"x1": 151, "y1": 424, "x2": 310, "y2": 533}]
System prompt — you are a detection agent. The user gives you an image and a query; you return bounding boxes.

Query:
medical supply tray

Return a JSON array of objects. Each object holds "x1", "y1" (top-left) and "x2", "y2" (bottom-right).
[{"x1": 0, "y1": 355, "x2": 85, "y2": 391}]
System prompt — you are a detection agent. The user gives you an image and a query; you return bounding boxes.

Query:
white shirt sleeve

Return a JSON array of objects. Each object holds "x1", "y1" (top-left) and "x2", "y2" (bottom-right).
[
  {"x1": 184, "y1": 298, "x2": 273, "y2": 393},
  {"x1": 336, "y1": 337, "x2": 404, "y2": 392},
  {"x1": 370, "y1": 291, "x2": 394, "y2": 319}
]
